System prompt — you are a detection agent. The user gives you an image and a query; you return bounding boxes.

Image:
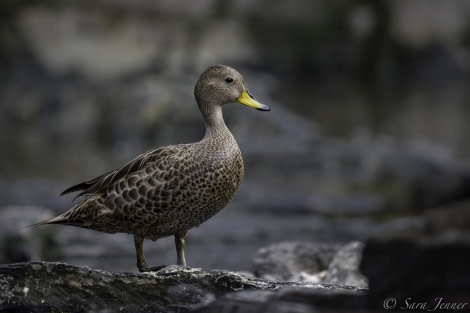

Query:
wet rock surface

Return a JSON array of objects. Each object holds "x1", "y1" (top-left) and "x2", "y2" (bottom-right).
[{"x1": 0, "y1": 262, "x2": 364, "y2": 313}]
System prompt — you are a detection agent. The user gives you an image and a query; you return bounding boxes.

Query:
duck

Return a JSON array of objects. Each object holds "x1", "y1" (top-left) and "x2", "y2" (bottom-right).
[{"x1": 35, "y1": 64, "x2": 270, "y2": 272}]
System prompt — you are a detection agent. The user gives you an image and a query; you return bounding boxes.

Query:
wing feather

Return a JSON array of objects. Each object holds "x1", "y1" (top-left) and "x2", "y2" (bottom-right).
[{"x1": 61, "y1": 146, "x2": 181, "y2": 199}]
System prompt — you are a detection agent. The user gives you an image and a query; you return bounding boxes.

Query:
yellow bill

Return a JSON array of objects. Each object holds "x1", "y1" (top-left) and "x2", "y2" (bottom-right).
[{"x1": 237, "y1": 90, "x2": 270, "y2": 111}]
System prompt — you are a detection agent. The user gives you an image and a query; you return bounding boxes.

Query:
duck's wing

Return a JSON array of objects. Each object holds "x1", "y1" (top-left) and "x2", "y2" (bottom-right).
[
  {"x1": 61, "y1": 146, "x2": 183, "y2": 199},
  {"x1": 60, "y1": 172, "x2": 110, "y2": 196}
]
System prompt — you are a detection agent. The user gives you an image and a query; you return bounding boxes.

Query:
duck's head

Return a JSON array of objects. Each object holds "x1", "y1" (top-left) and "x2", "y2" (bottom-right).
[{"x1": 194, "y1": 64, "x2": 270, "y2": 112}]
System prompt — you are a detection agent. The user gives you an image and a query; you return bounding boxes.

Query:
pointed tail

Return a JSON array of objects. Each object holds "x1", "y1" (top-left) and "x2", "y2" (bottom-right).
[{"x1": 27, "y1": 215, "x2": 67, "y2": 228}]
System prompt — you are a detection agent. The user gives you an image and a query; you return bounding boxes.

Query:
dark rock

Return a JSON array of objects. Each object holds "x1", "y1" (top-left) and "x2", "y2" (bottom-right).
[
  {"x1": 0, "y1": 262, "x2": 365, "y2": 313},
  {"x1": 253, "y1": 241, "x2": 367, "y2": 288},
  {"x1": 194, "y1": 287, "x2": 368, "y2": 313},
  {"x1": 361, "y1": 239, "x2": 470, "y2": 310}
]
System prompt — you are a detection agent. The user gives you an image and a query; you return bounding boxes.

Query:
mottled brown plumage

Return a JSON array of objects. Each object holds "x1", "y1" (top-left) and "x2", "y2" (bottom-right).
[{"x1": 35, "y1": 64, "x2": 269, "y2": 272}]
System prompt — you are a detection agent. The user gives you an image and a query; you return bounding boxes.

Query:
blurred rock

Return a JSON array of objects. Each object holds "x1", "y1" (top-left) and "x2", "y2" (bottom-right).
[
  {"x1": 378, "y1": 200, "x2": 470, "y2": 242},
  {"x1": 2, "y1": 0, "x2": 470, "y2": 218},
  {"x1": 0, "y1": 206, "x2": 58, "y2": 265},
  {"x1": 253, "y1": 241, "x2": 340, "y2": 282},
  {"x1": 253, "y1": 241, "x2": 367, "y2": 288},
  {"x1": 255, "y1": 132, "x2": 470, "y2": 215},
  {"x1": 0, "y1": 262, "x2": 365, "y2": 313},
  {"x1": 256, "y1": 193, "x2": 387, "y2": 215},
  {"x1": 321, "y1": 241, "x2": 368, "y2": 288},
  {"x1": 424, "y1": 200, "x2": 470, "y2": 242}
]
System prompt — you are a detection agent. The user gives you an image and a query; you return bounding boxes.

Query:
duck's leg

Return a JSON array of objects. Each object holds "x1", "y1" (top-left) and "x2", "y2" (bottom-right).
[
  {"x1": 175, "y1": 231, "x2": 187, "y2": 266},
  {"x1": 134, "y1": 235, "x2": 165, "y2": 272}
]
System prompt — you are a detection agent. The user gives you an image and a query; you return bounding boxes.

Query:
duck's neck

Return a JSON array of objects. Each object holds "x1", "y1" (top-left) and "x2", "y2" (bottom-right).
[{"x1": 201, "y1": 104, "x2": 231, "y2": 140}]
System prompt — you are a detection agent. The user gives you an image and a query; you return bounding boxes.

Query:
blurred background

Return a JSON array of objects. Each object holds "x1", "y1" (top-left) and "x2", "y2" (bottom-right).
[{"x1": 1, "y1": 0, "x2": 470, "y2": 273}]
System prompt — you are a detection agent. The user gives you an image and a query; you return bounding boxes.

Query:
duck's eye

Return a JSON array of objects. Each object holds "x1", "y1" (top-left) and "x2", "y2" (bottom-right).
[{"x1": 225, "y1": 77, "x2": 234, "y2": 83}]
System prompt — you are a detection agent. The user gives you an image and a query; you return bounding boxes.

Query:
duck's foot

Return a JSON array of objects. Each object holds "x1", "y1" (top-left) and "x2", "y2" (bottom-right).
[
  {"x1": 138, "y1": 263, "x2": 166, "y2": 272},
  {"x1": 134, "y1": 235, "x2": 166, "y2": 272},
  {"x1": 134, "y1": 233, "x2": 188, "y2": 272}
]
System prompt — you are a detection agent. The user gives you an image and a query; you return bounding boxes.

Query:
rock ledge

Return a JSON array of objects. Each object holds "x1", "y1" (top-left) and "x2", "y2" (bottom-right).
[{"x1": 0, "y1": 262, "x2": 365, "y2": 312}]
